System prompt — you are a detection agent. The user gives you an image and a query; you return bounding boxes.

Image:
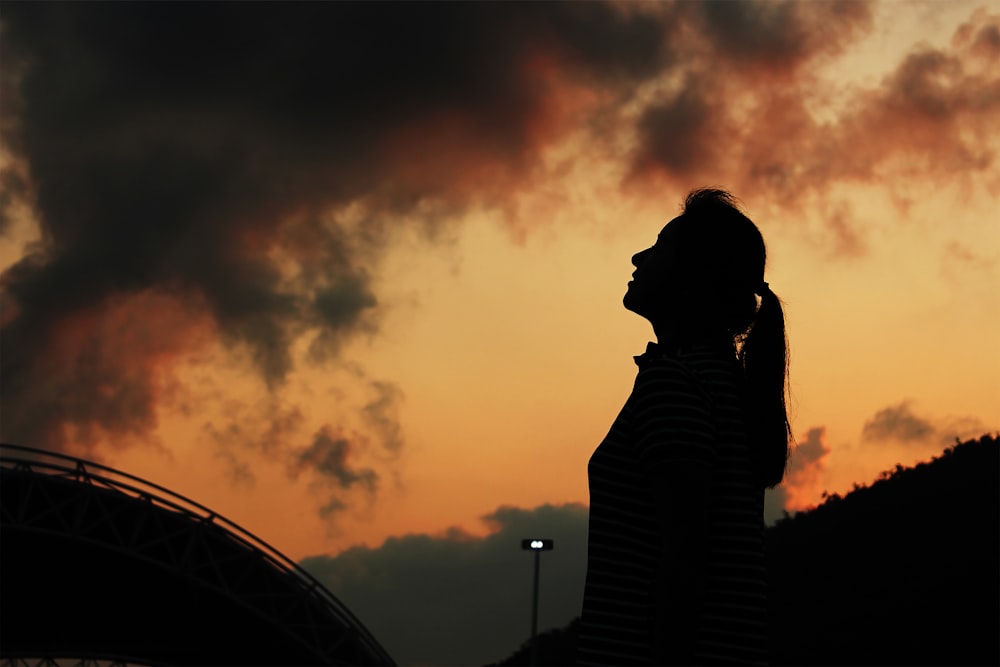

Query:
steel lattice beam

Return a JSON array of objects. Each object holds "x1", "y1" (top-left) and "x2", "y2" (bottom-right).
[{"x1": 0, "y1": 444, "x2": 394, "y2": 666}]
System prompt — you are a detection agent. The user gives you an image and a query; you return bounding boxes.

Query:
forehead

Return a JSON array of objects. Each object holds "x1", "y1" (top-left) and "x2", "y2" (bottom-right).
[{"x1": 656, "y1": 216, "x2": 683, "y2": 243}]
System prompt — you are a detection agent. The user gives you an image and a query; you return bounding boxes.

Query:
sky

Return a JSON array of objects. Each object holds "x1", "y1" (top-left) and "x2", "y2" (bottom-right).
[{"x1": 1, "y1": 1, "x2": 998, "y2": 665}]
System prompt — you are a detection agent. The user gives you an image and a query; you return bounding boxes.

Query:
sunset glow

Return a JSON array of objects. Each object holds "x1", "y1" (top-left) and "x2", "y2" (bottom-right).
[{"x1": 1, "y1": 2, "x2": 998, "y2": 664}]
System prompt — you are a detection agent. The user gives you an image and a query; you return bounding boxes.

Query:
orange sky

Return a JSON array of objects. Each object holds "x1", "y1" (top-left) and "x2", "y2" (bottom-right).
[
  {"x1": 2, "y1": 3, "x2": 999, "y2": 664},
  {"x1": 1, "y1": 0, "x2": 997, "y2": 581}
]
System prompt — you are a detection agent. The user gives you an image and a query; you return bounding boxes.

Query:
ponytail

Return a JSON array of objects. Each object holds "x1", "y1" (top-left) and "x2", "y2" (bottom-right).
[
  {"x1": 739, "y1": 285, "x2": 791, "y2": 488},
  {"x1": 673, "y1": 187, "x2": 792, "y2": 487}
]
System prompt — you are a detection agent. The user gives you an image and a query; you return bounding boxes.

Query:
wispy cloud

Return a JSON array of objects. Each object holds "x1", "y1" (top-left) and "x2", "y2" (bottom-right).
[{"x1": 290, "y1": 426, "x2": 379, "y2": 519}]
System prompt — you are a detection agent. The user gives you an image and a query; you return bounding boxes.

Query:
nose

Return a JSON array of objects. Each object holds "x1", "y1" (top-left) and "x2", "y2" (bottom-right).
[{"x1": 631, "y1": 248, "x2": 649, "y2": 268}]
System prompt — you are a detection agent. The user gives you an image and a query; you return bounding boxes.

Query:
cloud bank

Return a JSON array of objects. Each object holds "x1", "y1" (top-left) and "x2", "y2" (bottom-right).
[{"x1": 300, "y1": 503, "x2": 589, "y2": 666}]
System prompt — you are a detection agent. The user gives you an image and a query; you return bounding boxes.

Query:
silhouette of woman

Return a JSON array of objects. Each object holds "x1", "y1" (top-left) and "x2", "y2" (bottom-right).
[{"x1": 578, "y1": 189, "x2": 791, "y2": 666}]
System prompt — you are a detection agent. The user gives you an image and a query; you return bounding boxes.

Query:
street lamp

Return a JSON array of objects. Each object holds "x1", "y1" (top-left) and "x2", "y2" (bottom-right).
[{"x1": 521, "y1": 538, "x2": 554, "y2": 666}]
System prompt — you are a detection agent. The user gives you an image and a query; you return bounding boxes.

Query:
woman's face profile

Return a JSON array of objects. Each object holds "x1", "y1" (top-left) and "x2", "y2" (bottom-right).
[{"x1": 624, "y1": 219, "x2": 679, "y2": 321}]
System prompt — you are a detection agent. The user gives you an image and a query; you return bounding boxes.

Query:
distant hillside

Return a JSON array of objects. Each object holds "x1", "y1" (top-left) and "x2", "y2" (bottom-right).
[{"x1": 491, "y1": 434, "x2": 1000, "y2": 666}]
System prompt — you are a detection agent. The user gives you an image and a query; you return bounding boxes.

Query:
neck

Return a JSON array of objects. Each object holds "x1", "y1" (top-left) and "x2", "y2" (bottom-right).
[
  {"x1": 650, "y1": 319, "x2": 733, "y2": 353},
  {"x1": 651, "y1": 322, "x2": 678, "y2": 349}
]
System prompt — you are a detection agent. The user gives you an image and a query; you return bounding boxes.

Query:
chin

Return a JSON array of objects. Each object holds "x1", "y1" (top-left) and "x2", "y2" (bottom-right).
[{"x1": 623, "y1": 288, "x2": 641, "y2": 315}]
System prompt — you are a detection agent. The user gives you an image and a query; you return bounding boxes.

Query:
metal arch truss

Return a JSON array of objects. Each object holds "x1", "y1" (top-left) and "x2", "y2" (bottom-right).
[
  {"x1": 2, "y1": 659, "x2": 141, "y2": 667},
  {"x1": 0, "y1": 443, "x2": 394, "y2": 666}
]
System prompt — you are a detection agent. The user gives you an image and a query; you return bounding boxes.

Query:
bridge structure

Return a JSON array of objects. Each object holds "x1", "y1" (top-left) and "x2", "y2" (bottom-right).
[{"x1": 0, "y1": 443, "x2": 395, "y2": 665}]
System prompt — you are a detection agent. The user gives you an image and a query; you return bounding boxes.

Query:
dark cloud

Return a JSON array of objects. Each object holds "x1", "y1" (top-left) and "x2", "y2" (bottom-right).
[
  {"x1": 630, "y1": 1, "x2": 875, "y2": 185},
  {"x1": 202, "y1": 386, "x2": 400, "y2": 519},
  {"x1": 966, "y1": 20, "x2": 1000, "y2": 60},
  {"x1": 290, "y1": 426, "x2": 378, "y2": 519},
  {"x1": 293, "y1": 427, "x2": 376, "y2": 490},
  {"x1": 629, "y1": 6, "x2": 999, "y2": 254},
  {"x1": 206, "y1": 400, "x2": 305, "y2": 462},
  {"x1": 862, "y1": 402, "x2": 936, "y2": 443},
  {"x1": 0, "y1": 2, "x2": 672, "y2": 455},
  {"x1": 832, "y1": 17, "x2": 1000, "y2": 174},
  {"x1": 300, "y1": 503, "x2": 588, "y2": 666},
  {"x1": 362, "y1": 380, "x2": 406, "y2": 456},
  {"x1": 0, "y1": 288, "x2": 204, "y2": 452},
  {"x1": 693, "y1": 0, "x2": 873, "y2": 73},
  {"x1": 633, "y1": 74, "x2": 721, "y2": 179},
  {"x1": 203, "y1": 398, "x2": 304, "y2": 491},
  {"x1": 862, "y1": 401, "x2": 990, "y2": 447},
  {"x1": 0, "y1": 166, "x2": 29, "y2": 236}
]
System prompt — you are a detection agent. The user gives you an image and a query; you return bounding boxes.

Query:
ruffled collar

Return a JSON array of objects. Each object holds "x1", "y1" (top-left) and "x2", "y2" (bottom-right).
[
  {"x1": 633, "y1": 341, "x2": 665, "y2": 369},
  {"x1": 633, "y1": 338, "x2": 737, "y2": 369}
]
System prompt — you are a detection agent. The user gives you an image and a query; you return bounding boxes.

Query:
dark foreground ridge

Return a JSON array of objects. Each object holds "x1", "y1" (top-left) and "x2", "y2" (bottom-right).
[{"x1": 491, "y1": 434, "x2": 1000, "y2": 666}]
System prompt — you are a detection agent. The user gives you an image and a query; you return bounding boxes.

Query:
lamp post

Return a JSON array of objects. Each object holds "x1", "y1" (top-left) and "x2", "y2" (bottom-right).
[{"x1": 521, "y1": 538, "x2": 554, "y2": 667}]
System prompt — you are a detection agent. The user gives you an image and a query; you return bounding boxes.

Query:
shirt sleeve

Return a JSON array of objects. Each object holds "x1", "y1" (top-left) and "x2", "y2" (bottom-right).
[{"x1": 631, "y1": 360, "x2": 717, "y2": 476}]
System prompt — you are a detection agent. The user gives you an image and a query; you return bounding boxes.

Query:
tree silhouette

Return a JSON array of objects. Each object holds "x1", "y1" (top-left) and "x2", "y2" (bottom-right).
[{"x1": 490, "y1": 434, "x2": 1000, "y2": 666}]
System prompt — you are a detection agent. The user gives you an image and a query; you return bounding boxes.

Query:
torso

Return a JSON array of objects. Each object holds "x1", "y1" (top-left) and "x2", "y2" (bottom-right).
[{"x1": 578, "y1": 343, "x2": 768, "y2": 665}]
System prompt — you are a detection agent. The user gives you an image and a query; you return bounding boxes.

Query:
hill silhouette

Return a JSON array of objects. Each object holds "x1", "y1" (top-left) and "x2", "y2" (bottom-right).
[{"x1": 490, "y1": 434, "x2": 999, "y2": 666}]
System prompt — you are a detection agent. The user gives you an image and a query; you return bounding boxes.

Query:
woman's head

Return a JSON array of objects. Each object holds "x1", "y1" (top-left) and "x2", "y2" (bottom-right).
[
  {"x1": 626, "y1": 188, "x2": 791, "y2": 488},
  {"x1": 624, "y1": 188, "x2": 765, "y2": 342}
]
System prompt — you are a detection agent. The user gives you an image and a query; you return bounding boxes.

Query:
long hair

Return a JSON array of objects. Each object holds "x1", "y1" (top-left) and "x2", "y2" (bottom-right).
[{"x1": 674, "y1": 188, "x2": 791, "y2": 487}]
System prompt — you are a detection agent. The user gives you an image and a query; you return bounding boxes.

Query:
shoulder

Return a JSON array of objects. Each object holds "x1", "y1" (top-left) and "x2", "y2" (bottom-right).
[
  {"x1": 631, "y1": 344, "x2": 743, "y2": 412},
  {"x1": 633, "y1": 352, "x2": 707, "y2": 400},
  {"x1": 631, "y1": 356, "x2": 713, "y2": 423},
  {"x1": 630, "y1": 356, "x2": 718, "y2": 465}
]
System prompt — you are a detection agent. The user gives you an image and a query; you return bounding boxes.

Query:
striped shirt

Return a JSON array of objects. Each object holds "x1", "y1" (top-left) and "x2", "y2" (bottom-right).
[{"x1": 578, "y1": 341, "x2": 767, "y2": 665}]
